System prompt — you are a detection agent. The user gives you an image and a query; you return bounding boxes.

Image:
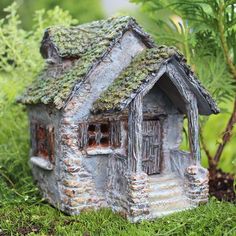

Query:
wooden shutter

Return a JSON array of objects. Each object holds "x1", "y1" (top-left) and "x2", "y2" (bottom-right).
[
  {"x1": 78, "y1": 123, "x2": 88, "y2": 148},
  {"x1": 110, "y1": 121, "x2": 121, "y2": 148},
  {"x1": 47, "y1": 125, "x2": 55, "y2": 164}
]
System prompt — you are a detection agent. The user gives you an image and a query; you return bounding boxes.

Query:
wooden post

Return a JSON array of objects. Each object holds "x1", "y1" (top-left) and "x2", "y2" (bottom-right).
[
  {"x1": 187, "y1": 95, "x2": 200, "y2": 164},
  {"x1": 166, "y1": 64, "x2": 201, "y2": 164},
  {"x1": 128, "y1": 93, "x2": 143, "y2": 172}
]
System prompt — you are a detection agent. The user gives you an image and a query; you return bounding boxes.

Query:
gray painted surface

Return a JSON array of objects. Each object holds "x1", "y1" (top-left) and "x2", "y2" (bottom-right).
[{"x1": 28, "y1": 104, "x2": 62, "y2": 207}]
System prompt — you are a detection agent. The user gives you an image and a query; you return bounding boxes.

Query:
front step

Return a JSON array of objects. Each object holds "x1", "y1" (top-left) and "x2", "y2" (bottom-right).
[
  {"x1": 148, "y1": 174, "x2": 183, "y2": 191},
  {"x1": 148, "y1": 174, "x2": 180, "y2": 183},
  {"x1": 147, "y1": 174, "x2": 193, "y2": 218},
  {"x1": 150, "y1": 196, "x2": 191, "y2": 211},
  {"x1": 149, "y1": 188, "x2": 183, "y2": 201}
]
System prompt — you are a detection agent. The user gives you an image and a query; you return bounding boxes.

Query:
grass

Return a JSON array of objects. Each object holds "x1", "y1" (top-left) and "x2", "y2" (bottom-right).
[{"x1": 0, "y1": 198, "x2": 235, "y2": 236}]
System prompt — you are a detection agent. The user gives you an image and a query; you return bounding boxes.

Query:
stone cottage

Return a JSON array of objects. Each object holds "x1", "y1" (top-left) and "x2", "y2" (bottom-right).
[{"x1": 18, "y1": 16, "x2": 219, "y2": 222}]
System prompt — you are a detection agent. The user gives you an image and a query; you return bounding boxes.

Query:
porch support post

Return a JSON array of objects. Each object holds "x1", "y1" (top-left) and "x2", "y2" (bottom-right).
[
  {"x1": 166, "y1": 64, "x2": 201, "y2": 164},
  {"x1": 186, "y1": 94, "x2": 201, "y2": 164},
  {"x1": 128, "y1": 93, "x2": 143, "y2": 172}
]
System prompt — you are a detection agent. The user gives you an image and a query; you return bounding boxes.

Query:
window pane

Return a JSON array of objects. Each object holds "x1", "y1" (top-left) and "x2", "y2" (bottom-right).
[
  {"x1": 100, "y1": 123, "x2": 109, "y2": 134},
  {"x1": 88, "y1": 124, "x2": 96, "y2": 133},
  {"x1": 36, "y1": 125, "x2": 48, "y2": 158},
  {"x1": 100, "y1": 136, "x2": 109, "y2": 146},
  {"x1": 34, "y1": 124, "x2": 54, "y2": 162},
  {"x1": 88, "y1": 136, "x2": 96, "y2": 146}
]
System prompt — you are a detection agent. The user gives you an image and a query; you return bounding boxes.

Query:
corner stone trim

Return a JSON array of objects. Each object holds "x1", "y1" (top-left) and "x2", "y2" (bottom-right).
[
  {"x1": 126, "y1": 172, "x2": 150, "y2": 222},
  {"x1": 184, "y1": 165, "x2": 209, "y2": 205}
]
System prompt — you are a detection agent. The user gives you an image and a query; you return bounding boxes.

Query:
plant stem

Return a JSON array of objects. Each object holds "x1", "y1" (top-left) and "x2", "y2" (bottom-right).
[
  {"x1": 213, "y1": 99, "x2": 236, "y2": 166},
  {"x1": 209, "y1": 2, "x2": 236, "y2": 169},
  {"x1": 183, "y1": 22, "x2": 191, "y2": 65},
  {"x1": 200, "y1": 127, "x2": 213, "y2": 162}
]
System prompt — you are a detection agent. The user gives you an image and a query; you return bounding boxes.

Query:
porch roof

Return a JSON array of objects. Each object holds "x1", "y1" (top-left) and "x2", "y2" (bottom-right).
[{"x1": 92, "y1": 45, "x2": 220, "y2": 115}]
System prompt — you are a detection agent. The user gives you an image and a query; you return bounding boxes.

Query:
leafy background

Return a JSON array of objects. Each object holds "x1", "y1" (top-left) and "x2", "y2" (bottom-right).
[
  {"x1": 0, "y1": 1, "x2": 103, "y2": 206},
  {"x1": 0, "y1": 0, "x2": 235, "y2": 235}
]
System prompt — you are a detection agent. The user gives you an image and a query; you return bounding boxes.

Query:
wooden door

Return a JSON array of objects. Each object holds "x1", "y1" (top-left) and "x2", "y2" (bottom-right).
[{"x1": 142, "y1": 119, "x2": 162, "y2": 175}]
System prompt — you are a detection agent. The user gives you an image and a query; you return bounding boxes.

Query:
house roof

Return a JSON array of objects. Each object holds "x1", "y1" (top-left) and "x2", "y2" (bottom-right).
[
  {"x1": 92, "y1": 45, "x2": 220, "y2": 115},
  {"x1": 18, "y1": 16, "x2": 219, "y2": 115},
  {"x1": 17, "y1": 16, "x2": 154, "y2": 108}
]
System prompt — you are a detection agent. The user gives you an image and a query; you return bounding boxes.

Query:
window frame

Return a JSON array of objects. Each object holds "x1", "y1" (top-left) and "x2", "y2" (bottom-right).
[
  {"x1": 78, "y1": 120, "x2": 123, "y2": 154},
  {"x1": 31, "y1": 122, "x2": 55, "y2": 164}
]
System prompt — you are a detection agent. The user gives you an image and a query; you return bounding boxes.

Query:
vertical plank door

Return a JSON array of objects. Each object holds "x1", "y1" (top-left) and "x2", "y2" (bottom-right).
[{"x1": 142, "y1": 120, "x2": 162, "y2": 174}]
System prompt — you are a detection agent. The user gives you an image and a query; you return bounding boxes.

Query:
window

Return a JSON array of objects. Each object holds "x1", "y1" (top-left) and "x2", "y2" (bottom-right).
[
  {"x1": 78, "y1": 121, "x2": 122, "y2": 150},
  {"x1": 87, "y1": 123, "x2": 110, "y2": 148},
  {"x1": 33, "y1": 123, "x2": 55, "y2": 163}
]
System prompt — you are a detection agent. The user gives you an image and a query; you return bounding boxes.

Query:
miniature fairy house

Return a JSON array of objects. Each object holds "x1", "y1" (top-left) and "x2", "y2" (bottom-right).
[{"x1": 18, "y1": 16, "x2": 219, "y2": 222}]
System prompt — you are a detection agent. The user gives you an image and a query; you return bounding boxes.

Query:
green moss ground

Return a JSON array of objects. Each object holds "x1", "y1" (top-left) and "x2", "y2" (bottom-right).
[{"x1": 0, "y1": 198, "x2": 235, "y2": 235}]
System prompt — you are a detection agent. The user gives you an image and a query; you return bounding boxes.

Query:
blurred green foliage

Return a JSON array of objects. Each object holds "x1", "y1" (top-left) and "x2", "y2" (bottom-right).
[
  {"x1": 132, "y1": 0, "x2": 236, "y2": 173},
  {"x1": 0, "y1": 0, "x2": 104, "y2": 29},
  {"x1": 0, "y1": 2, "x2": 82, "y2": 205}
]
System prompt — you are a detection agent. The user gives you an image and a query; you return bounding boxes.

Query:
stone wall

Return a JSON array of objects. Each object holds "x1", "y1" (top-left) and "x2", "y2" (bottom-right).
[
  {"x1": 126, "y1": 172, "x2": 150, "y2": 222},
  {"x1": 59, "y1": 119, "x2": 107, "y2": 215}
]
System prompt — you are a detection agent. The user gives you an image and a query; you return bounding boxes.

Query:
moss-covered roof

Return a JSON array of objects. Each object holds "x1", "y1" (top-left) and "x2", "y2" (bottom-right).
[
  {"x1": 18, "y1": 16, "x2": 219, "y2": 115},
  {"x1": 18, "y1": 16, "x2": 153, "y2": 108},
  {"x1": 92, "y1": 46, "x2": 181, "y2": 113},
  {"x1": 92, "y1": 45, "x2": 219, "y2": 115},
  {"x1": 40, "y1": 16, "x2": 153, "y2": 59},
  {"x1": 92, "y1": 44, "x2": 220, "y2": 115}
]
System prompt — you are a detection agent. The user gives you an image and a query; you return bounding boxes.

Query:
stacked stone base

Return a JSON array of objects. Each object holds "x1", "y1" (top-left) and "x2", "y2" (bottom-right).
[
  {"x1": 58, "y1": 171, "x2": 151, "y2": 222},
  {"x1": 126, "y1": 172, "x2": 150, "y2": 222},
  {"x1": 38, "y1": 161, "x2": 209, "y2": 222},
  {"x1": 184, "y1": 165, "x2": 209, "y2": 205}
]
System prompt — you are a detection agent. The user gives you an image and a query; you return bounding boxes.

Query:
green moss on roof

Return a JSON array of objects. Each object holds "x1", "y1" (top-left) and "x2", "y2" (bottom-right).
[
  {"x1": 41, "y1": 16, "x2": 152, "y2": 58},
  {"x1": 92, "y1": 45, "x2": 183, "y2": 113},
  {"x1": 18, "y1": 54, "x2": 92, "y2": 108},
  {"x1": 18, "y1": 16, "x2": 153, "y2": 108}
]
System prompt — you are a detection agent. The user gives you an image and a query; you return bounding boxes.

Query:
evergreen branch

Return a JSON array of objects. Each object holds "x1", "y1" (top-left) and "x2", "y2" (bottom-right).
[
  {"x1": 227, "y1": 19, "x2": 236, "y2": 29},
  {"x1": 225, "y1": 0, "x2": 236, "y2": 7},
  {"x1": 218, "y1": 3, "x2": 236, "y2": 79}
]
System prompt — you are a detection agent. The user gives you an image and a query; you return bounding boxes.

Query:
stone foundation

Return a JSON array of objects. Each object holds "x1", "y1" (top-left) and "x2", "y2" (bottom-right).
[{"x1": 184, "y1": 165, "x2": 209, "y2": 205}]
